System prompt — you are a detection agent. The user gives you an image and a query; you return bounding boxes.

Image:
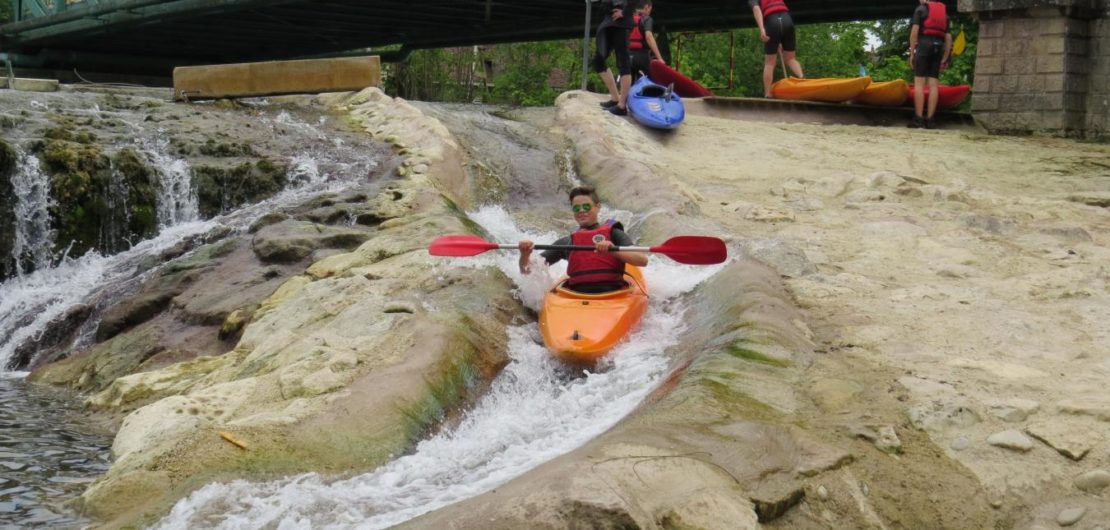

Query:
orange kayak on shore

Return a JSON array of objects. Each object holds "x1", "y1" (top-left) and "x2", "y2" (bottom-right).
[
  {"x1": 539, "y1": 266, "x2": 648, "y2": 365},
  {"x1": 772, "y1": 76, "x2": 872, "y2": 103},
  {"x1": 853, "y1": 79, "x2": 908, "y2": 106}
]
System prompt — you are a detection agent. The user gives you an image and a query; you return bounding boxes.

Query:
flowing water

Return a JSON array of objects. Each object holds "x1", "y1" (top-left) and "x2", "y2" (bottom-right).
[
  {"x1": 2, "y1": 100, "x2": 718, "y2": 528},
  {"x1": 154, "y1": 206, "x2": 725, "y2": 529},
  {"x1": 0, "y1": 373, "x2": 112, "y2": 529},
  {"x1": 0, "y1": 93, "x2": 389, "y2": 527}
]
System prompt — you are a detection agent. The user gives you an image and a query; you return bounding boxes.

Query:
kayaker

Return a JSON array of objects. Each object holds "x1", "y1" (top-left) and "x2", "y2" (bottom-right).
[
  {"x1": 908, "y1": 0, "x2": 954, "y2": 129},
  {"x1": 628, "y1": 0, "x2": 666, "y2": 83},
  {"x1": 518, "y1": 185, "x2": 648, "y2": 294},
  {"x1": 593, "y1": 0, "x2": 637, "y2": 116},
  {"x1": 750, "y1": 0, "x2": 804, "y2": 98}
]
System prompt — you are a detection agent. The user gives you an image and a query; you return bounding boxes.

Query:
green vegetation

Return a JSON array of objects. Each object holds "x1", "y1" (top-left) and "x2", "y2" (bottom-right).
[
  {"x1": 727, "y1": 342, "x2": 793, "y2": 368},
  {"x1": 0, "y1": 1, "x2": 11, "y2": 24},
  {"x1": 384, "y1": 18, "x2": 976, "y2": 106}
]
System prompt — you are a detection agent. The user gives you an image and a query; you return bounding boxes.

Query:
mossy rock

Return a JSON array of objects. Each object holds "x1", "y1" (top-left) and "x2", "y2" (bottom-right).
[
  {"x1": 194, "y1": 158, "x2": 288, "y2": 218},
  {"x1": 199, "y1": 138, "x2": 255, "y2": 157},
  {"x1": 37, "y1": 140, "x2": 161, "y2": 256}
]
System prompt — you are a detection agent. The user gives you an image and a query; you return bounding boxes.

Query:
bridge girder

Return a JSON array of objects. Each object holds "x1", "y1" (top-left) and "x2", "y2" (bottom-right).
[{"x1": 1, "y1": 1, "x2": 955, "y2": 75}]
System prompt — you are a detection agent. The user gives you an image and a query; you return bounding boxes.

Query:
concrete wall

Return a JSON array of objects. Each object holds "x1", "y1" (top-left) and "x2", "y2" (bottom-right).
[
  {"x1": 1088, "y1": 8, "x2": 1110, "y2": 135},
  {"x1": 961, "y1": 0, "x2": 1107, "y2": 138}
]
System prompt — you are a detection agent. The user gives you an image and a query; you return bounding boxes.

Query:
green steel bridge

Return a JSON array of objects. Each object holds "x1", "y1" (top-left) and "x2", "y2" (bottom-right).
[{"x1": 1, "y1": 0, "x2": 952, "y2": 75}]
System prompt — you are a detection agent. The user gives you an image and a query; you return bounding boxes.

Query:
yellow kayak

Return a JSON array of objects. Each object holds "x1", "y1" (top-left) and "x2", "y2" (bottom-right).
[
  {"x1": 539, "y1": 266, "x2": 648, "y2": 365},
  {"x1": 853, "y1": 79, "x2": 908, "y2": 107},
  {"x1": 772, "y1": 76, "x2": 872, "y2": 103}
]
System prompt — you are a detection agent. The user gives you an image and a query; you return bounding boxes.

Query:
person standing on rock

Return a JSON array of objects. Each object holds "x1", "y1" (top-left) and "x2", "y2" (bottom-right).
[
  {"x1": 908, "y1": 0, "x2": 953, "y2": 129},
  {"x1": 593, "y1": 0, "x2": 637, "y2": 116},
  {"x1": 517, "y1": 185, "x2": 647, "y2": 293},
  {"x1": 628, "y1": 0, "x2": 666, "y2": 83},
  {"x1": 750, "y1": 0, "x2": 804, "y2": 98}
]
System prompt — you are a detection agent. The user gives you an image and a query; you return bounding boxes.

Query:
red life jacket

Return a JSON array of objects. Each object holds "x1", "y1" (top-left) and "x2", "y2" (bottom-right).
[
  {"x1": 760, "y1": 0, "x2": 789, "y2": 17},
  {"x1": 923, "y1": 1, "x2": 948, "y2": 38},
  {"x1": 629, "y1": 13, "x2": 645, "y2": 50},
  {"x1": 566, "y1": 222, "x2": 626, "y2": 287}
]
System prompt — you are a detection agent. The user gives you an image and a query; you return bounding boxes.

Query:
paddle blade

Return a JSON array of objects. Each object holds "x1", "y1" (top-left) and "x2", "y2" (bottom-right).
[
  {"x1": 428, "y1": 235, "x2": 498, "y2": 257},
  {"x1": 953, "y1": 30, "x2": 967, "y2": 56},
  {"x1": 651, "y1": 236, "x2": 728, "y2": 265}
]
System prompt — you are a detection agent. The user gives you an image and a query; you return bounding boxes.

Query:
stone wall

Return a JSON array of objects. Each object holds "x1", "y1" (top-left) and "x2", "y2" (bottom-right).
[
  {"x1": 961, "y1": 0, "x2": 1107, "y2": 138},
  {"x1": 1089, "y1": 11, "x2": 1109, "y2": 134}
]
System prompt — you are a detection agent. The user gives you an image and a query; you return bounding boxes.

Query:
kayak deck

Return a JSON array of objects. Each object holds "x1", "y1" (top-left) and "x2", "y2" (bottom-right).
[{"x1": 539, "y1": 266, "x2": 648, "y2": 365}]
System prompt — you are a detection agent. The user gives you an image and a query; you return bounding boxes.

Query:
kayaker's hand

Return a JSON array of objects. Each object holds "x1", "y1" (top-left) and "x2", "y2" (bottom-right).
[
  {"x1": 595, "y1": 240, "x2": 614, "y2": 253},
  {"x1": 760, "y1": 31, "x2": 770, "y2": 43},
  {"x1": 518, "y1": 241, "x2": 534, "y2": 274},
  {"x1": 611, "y1": 8, "x2": 623, "y2": 20}
]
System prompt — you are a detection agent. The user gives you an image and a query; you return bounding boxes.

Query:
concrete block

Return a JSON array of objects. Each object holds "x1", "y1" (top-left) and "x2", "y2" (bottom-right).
[
  {"x1": 1005, "y1": 57, "x2": 1037, "y2": 74},
  {"x1": 995, "y1": 75, "x2": 1019, "y2": 93},
  {"x1": 1032, "y1": 35, "x2": 1067, "y2": 55},
  {"x1": 976, "y1": 74, "x2": 993, "y2": 93},
  {"x1": 1040, "y1": 92, "x2": 1067, "y2": 110},
  {"x1": 977, "y1": 38, "x2": 995, "y2": 56},
  {"x1": 972, "y1": 93, "x2": 1001, "y2": 111},
  {"x1": 1000, "y1": 94, "x2": 1043, "y2": 111},
  {"x1": 977, "y1": 57, "x2": 1004, "y2": 75},
  {"x1": 1016, "y1": 74, "x2": 1044, "y2": 92},
  {"x1": 1066, "y1": 54, "x2": 1091, "y2": 74},
  {"x1": 980, "y1": 20, "x2": 1005, "y2": 39},
  {"x1": 173, "y1": 56, "x2": 381, "y2": 100},
  {"x1": 1065, "y1": 92, "x2": 1088, "y2": 111},
  {"x1": 1066, "y1": 36, "x2": 1089, "y2": 55},
  {"x1": 1038, "y1": 55, "x2": 1067, "y2": 73},
  {"x1": 1037, "y1": 16, "x2": 1068, "y2": 37},
  {"x1": 0, "y1": 77, "x2": 60, "y2": 92},
  {"x1": 1009, "y1": 19, "x2": 1038, "y2": 39}
]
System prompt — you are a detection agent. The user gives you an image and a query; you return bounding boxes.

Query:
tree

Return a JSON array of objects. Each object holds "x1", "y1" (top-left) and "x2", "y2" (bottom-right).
[{"x1": 0, "y1": 1, "x2": 13, "y2": 24}]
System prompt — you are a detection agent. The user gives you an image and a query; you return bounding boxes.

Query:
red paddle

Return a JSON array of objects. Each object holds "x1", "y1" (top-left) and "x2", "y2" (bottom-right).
[{"x1": 428, "y1": 235, "x2": 727, "y2": 265}]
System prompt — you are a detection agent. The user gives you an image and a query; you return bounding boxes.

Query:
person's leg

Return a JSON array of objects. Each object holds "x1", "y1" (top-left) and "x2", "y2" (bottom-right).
[
  {"x1": 926, "y1": 76, "x2": 941, "y2": 125},
  {"x1": 780, "y1": 15, "x2": 803, "y2": 78},
  {"x1": 612, "y1": 26, "x2": 632, "y2": 111},
  {"x1": 783, "y1": 51, "x2": 803, "y2": 78},
  {"x1": 763, "y1": 55, "x2": 777, "y2": 97},
  {"x1": 593, "y1": 25, "x2": 619, "y2": 105}
]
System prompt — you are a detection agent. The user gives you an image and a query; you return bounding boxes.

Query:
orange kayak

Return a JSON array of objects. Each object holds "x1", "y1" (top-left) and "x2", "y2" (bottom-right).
[
  {"x1": 853, "y1": 79, "x2": 908, "y2": 106},
  {"x1": 539, "y1": 266, "x2": 648, "y2": 365},
  {"x1": 772, "y1": 76, "x2": 872, "y2": 103}
]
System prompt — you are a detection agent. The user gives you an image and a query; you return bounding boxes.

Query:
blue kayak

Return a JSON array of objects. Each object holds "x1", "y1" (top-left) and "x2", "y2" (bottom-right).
[{"x1": 628, "y1": 75, "x2": 684, "y2": 130}]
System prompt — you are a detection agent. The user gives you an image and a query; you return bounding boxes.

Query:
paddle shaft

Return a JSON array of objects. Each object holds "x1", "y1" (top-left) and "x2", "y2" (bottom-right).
[{"x1": 498, "y1": 244, "x2": 651, "y2": 253}]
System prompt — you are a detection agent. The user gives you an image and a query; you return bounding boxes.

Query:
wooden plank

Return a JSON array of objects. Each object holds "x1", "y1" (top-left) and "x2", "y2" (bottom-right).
[{"x1": 173, "y1": 55, "x2": 380, "y2": 100}]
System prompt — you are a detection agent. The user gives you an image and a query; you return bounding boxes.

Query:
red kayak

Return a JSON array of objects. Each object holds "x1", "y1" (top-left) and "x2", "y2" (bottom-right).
[
  {"x1": 904, "y1": 84, "x2": 971, "y2": 109},
  {"x1": 649, "y1": 60, "x2": 713, "y2": 98}
]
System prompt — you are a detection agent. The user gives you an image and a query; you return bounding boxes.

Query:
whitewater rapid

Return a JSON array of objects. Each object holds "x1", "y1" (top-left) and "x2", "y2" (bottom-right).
[{"x1": 155, "y1": 206, "x2": 724, "y2": 529}]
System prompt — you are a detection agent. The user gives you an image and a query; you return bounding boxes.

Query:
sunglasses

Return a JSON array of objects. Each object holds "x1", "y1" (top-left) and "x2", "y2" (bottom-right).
[{"x1": 572, "y1": 203, "x2": 594, "y2": 213}]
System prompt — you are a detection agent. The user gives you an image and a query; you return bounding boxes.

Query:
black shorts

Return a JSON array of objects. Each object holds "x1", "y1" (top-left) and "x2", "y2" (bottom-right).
[
  {"x1": 914, "y1": 36, "x2": 944, "y2": 78},
  {"x1": 593, "y1": 21, "x2": 631, "y2": 75},
  {"x1": 763, "y1": 12, "x2": 796, "y2": 55},
  {"x1": 629, "y1": 49, "x2": 652, "y2": 80}
]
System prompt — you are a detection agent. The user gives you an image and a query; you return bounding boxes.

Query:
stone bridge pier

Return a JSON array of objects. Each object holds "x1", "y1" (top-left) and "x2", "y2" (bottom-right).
[{"x1": 960, "y1": 0, "x2": 1108, "y2": 138}]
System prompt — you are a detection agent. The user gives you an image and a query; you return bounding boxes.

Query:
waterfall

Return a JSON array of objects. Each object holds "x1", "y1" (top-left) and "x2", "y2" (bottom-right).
[
  {"x1": 10, "y1": 147, "x2": 56, "y2": 276},
  {"x1": 140, "y1": 136, "x2": 199, "y2": 228}
]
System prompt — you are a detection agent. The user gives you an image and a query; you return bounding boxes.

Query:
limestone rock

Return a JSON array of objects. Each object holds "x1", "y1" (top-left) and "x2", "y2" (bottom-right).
[
  {"x1": 1056, "y1": 507, "x2": 1086, "y2": 527},
  {"x1": 1074, "y1": 470, "x2": 1110, "y2": 493},
  {"x1": 987, "y1": 398, "x2": 1040, "y2": 423},
  {"x1": 987, "y1": 430, "x2": 1034, "y2": 452},
  {"x1": 251, "y1": 220, "x2": 371, "y2": 263},
  {"x1": 1025, "y1": 422, "x2": 1100, "y2": 461},
  {"x1": 739, "y1": 238, "x2": 817, "y2": 278},
  {"x1": 1056, "y1": 399, "x2": 1110, "y2": 422},
  {"x1": 744, "y1": 206, "x2": 795, "y2": 223}
]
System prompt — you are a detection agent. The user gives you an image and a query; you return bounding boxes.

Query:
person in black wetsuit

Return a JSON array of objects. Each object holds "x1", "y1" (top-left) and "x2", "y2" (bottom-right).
[
  {"x1": 909, "y1": 0, "x2": 954, "y2": 129},
  {"x1": 628, "y1": 0, "x2": 666, "y2": 83},
  {"x1": 517, "y1": 185, "x2": 648, "y2": 294},
  {"x1": 750, "y1": 0, "x2": 804, "y2": 98},
  {"x1": 593, "y1": 0, "x2": 637, "y2": 116}
]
